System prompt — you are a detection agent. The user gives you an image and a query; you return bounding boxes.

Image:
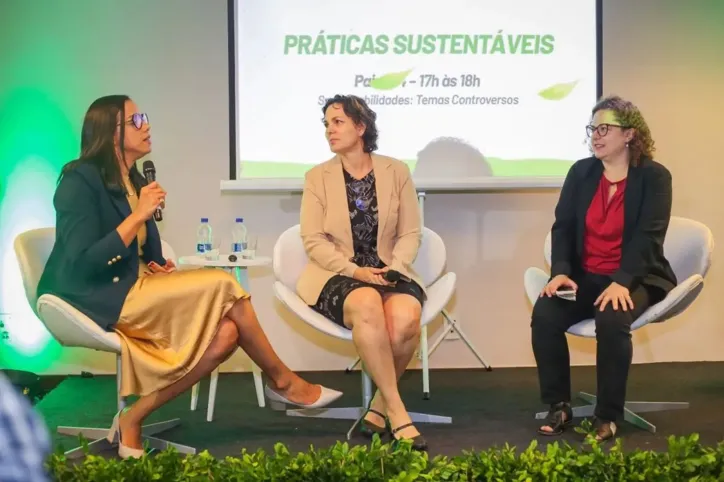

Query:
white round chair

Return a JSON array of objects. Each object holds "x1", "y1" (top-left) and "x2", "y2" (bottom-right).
[
  {"x1": 523, "y1": 216, "x2": 714, "y2": 433},
  {"x1": 14, "y1": 227, "x2": 195, "y2": 458},
  {"x1": 272, "y1": 224, "x2": 454, "y2": 439}
]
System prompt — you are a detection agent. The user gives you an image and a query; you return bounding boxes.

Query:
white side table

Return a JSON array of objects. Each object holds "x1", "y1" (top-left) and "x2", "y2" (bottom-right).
[{"x1": 178, "y1": 254, "x2": 272, "y2": 421}]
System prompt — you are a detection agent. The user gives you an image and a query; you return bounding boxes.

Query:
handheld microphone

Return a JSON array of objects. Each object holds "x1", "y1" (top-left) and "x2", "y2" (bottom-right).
[
  {"x1": 142, "y1": 160, "x2": 163, "y2": 222},
  {"x1": 383, "y1": 270, "x2": 410, "y2": 283}
]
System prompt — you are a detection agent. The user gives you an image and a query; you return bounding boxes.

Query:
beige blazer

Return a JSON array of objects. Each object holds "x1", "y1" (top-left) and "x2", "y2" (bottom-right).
[{"x1": 297, "y1": 154, "x2": 424, "y2": 306}]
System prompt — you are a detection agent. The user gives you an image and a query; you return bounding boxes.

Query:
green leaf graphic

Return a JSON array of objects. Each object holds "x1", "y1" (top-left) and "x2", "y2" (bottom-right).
[
  {"x1": 538, "y1": 80, "x2": 579, "y2": 100},
  {"x1": 369, "y1": 69, "x2": 413, "y2": 90}
]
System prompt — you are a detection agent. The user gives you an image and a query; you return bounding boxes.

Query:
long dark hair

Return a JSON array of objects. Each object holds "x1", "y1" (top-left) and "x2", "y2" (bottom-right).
[{"x1": 60, "y1": 95, "x2": 141, "y2": 193}]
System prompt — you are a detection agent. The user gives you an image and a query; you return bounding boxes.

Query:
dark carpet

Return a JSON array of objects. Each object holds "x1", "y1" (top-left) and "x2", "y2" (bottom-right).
[{"x1": 35, "y1": 362, "x2": 724, "y2": 459}]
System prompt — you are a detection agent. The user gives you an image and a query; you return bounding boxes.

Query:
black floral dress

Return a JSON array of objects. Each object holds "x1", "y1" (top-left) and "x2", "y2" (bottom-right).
[{"x1": 310, "y1": 169, "x2": 425, "y2": 327}]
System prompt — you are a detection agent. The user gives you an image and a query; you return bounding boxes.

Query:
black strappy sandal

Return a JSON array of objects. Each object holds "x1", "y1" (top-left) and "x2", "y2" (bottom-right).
[
  {"x1": 593, "y1": 418, "x2": 617, "y2": 443},
  {"x1": 359, "y1": 408, "x2": 389, "y2": 438},
  {"x1": 537, "y1": 402, "x2": 573, "y2": 436},
  {"x1": 391, "y1": 423, "x2": 428, "y2": 451}
]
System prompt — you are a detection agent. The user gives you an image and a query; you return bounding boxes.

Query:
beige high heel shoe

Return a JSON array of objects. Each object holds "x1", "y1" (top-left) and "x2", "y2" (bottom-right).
[{"x1": 106, "y1": 409, "x2": 145, "y2": 459}]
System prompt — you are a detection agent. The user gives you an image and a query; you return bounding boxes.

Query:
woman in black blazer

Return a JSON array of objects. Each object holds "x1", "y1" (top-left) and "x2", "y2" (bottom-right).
[
  {"x1": 531, "y1": 95, "x2": 677, "y2": 442},
  {"x1": 37, "y1": 95, "x2": 342, "y2": 459}
]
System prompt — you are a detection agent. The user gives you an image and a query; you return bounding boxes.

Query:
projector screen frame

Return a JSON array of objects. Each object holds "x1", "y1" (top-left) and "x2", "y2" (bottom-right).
[{"x1": 225, "y1": 0, "x2": 604, "y2": 191}]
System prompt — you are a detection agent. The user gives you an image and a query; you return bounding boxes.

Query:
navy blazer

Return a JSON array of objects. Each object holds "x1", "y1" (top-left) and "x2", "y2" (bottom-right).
[
  {"x1": 37, "y1": 163, "x2": 167, "y2": 330},
  {"x1": 550, "y1": 156, "x2": 677, "y2": 294}
]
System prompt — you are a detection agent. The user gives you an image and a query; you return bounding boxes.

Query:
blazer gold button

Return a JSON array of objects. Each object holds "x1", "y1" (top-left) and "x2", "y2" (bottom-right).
[
  {"x1": 112, "y1": 276, "x2": 120, "y2": 283},
  {"x1": 108, "y1": 261, "x2": 112, "y2": 265},
  {"x1": 116, "y1": 255, "x2": 121, "y2": 260}
]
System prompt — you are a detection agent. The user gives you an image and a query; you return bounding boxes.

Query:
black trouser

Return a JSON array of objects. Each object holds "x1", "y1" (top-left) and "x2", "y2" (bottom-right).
[{"x1": 531, "y1": 272, "x2": 663, "y2": 422}]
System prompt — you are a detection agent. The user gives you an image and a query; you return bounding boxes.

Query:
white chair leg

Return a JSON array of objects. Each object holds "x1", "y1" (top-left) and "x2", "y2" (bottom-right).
[
  {"x1": 143, "y1": 436, "x2": 196, "y2": 455},
  {"x1": 426, "y1": 320, "x2": 450, "y2": 358},
  {"x1": 535, "y1": 403, "x2": 597, "y2": 419},
  {"x1": 253, "y1": 362, "x2": 265, "y2": 408},
  {"x1": 190, "y1": 383, "x2": 200, "y2": 411},
  {"x1": 576, "y1": 391, "x2": 596, "y2": 405},
  {"x1": 232, "y1": 265, "x2": 266, "y2": 408},
  {"x1": 284, "y1": 406, "x2": 366, "y2": 420},
  {"x1": 422, "y1": 311, "x2": 492, "y2": 401},
  {"x1": 207, "y1": 369, "x2": 219, "y2": 422},
  {"x1": 57, "y1": 427, "x2": 114, "y2": 440},
  {"x1": 409, "y1": 412, "x2": 452, "y2": 424},
  {"x1": 62, "y1": 436, "x2": 110, "y2": 458},
  {"x1": 578, "y1": 392, "x2": 689, "y2": 415},
  {"x1": 534, "y1": 391, "x2": 690, "y2": 434},
  {"x1": 345, "y1": 369, "x2": 375, "y2": 440},
  {"x1": 579, "y1": 391, "x2": 689, "y2": 434},
  {"x1": 420, "y1": 325, "x2": 430, "y2": 400},
  {"x1": 623, "y1": 401, "x2": 691, "y2": 413},
  {"x1": 58, "y1": 418, "x2": 194, "y2": 459},
  {"x1": 196, "y1": 364, "x2": 264, "y2": 418},
  {"x1": 623, "y1": 407, "x2": 657, "y2": 433},
  {"x1": 281, "y1": 371, "x2": 452, "y2": 440},
  {"x1": 345, "y1": 357, "x2": 361, "y2": 373},
  {"x1": 443, "y1": 311, "x2": 492, "y2": 371}
]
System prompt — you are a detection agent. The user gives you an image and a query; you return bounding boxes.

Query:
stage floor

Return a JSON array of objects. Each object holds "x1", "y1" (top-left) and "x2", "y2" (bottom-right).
[{"x1": 36, "y1": 363, "x2": 724, "y2": 458}]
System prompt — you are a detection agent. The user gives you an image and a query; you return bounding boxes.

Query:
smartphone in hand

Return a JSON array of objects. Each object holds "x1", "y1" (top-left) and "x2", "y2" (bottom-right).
[{"x1": 555, "y1": 289, "x2": 576, "y2": 301}]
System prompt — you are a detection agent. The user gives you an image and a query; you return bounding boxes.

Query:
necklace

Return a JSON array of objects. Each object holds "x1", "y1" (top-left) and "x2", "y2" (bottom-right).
[{"x1": 124, "y1": 175, "x2": 136, "y2": 198}]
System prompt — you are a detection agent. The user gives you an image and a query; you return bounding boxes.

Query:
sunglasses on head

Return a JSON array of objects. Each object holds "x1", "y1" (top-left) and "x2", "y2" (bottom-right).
[{"x1": 125, "y1": 113, "x2": 149, "y2": 129}]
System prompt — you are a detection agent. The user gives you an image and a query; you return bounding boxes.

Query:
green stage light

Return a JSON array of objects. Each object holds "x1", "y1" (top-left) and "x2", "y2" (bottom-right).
[{"x1": 0, "y1": 88, "x2": 79, "y2": 372}]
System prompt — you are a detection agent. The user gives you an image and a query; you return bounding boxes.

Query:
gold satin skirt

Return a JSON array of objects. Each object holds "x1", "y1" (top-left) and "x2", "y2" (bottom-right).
[{"x1": 114, "y1": 268, "x2": 248, "y2": 397}]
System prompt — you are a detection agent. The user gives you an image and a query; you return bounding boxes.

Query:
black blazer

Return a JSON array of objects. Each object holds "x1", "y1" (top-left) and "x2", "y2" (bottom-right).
[
  {"x1": 550, "y1": 156, "x2": 677, "y2": 294},
  {"x1": 37, "y1": 163, "x2": 167, "y2": 330}
]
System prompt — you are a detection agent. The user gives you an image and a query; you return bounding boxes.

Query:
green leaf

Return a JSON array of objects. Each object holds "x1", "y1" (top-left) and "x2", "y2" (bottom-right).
[
  {"x1": 47, "y1": 431, "x2": 719, "y2": 481},
  {"x1": 370, "y1": 69, "x2": 413, "y2": 90},
  {"x1": 538, "y1": 80, "x2": 579, "y2": 100}
]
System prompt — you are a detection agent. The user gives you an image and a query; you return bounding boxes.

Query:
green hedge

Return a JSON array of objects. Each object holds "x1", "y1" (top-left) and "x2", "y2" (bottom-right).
[{"x1": 48, "y1": 431, "x2": 724, "y2": 481}]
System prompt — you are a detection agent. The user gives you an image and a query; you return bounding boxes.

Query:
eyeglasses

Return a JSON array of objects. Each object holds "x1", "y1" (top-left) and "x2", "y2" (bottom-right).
[
  {"x1": 586, "y1": 123, "x2": 628, "y2": 138},
  {"x1": 125, "y1": 113, "x2": 149, "y2": 130}
]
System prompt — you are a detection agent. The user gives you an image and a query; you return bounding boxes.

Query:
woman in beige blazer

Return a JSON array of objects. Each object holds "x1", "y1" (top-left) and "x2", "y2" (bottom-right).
[{"x1": 298, "y1": 94, "x2": 428, "y2": 451}]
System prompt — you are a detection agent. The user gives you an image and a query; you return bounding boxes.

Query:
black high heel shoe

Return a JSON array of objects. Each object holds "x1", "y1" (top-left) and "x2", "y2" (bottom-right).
[
  {"x1": 359, "y1": 408, "x2": 389, "y2": 438},
  {"x1": 537, "y1": 402, "x2": 573, "y2": 436},
  {"x1": 391, "y1": 423, "x2": 428, "y2": 451}
]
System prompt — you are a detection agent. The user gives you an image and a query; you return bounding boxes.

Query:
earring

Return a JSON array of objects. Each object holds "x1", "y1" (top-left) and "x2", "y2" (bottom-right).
[{"x1": 625, "y1": 142, "x2": 629, "y2": 148}]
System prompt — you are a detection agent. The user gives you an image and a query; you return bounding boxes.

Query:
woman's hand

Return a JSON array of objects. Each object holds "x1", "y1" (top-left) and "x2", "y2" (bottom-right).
[
  {"x1": 353, "y1": 267, "x2": 392, "y2": 286},
  {"x1": 148, "y1": 259, "x2": 176, "y2": 274},
  {"x1": 541, "y1": 274, "x2": 578, "y2": 297},
  {"x1": 136, "y1": 182, "x2": 166, "y2": 221},
  {"x1": 594, "y1": 282, "x2": 633, "y2": 311}
]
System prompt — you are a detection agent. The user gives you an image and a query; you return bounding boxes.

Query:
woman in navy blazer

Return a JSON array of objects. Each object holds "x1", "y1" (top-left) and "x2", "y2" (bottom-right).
[
  {"x1": 531, "y1": 96, "x2": 677, "y2": 442},
  {"x1": 38, "y1": 95, "x2": 341, "y2": 458}
]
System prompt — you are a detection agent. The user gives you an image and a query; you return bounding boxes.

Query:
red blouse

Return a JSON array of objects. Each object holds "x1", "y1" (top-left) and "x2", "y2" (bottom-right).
[{"x1": 582, "y1": 175, "x2": 627, "y2": 275}]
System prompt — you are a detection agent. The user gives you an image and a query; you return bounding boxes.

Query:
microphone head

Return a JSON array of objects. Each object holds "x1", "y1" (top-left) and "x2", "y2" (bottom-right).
[
  {"x1": 142, "y1": 160, "x2": 155, "y2": 173},
  {"x1": 384, "y1": 270, "x2": 401, "y2": 282}
]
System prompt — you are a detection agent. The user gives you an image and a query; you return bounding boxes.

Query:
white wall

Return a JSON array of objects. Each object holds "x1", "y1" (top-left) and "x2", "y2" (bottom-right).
[{"x1": 3, "y1": 0, "x2": 722, "y2": 374}]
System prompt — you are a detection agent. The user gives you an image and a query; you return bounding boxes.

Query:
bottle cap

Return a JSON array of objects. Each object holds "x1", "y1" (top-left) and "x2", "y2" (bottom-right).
[
  {"x1": 201, "y1": 218, "x2": 209, "y2": 223},
  {"x1": 235, "y1": 218, "x2": 243, "y2": 223}
]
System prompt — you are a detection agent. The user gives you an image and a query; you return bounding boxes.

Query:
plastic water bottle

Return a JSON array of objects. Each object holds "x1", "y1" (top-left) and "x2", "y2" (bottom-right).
[
  {"x1": 196, "y1": 218, "x2": 213, "y2": 254},
  {"x1": 231, "y1": 218, "x2": 248, "y2": 254}
]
